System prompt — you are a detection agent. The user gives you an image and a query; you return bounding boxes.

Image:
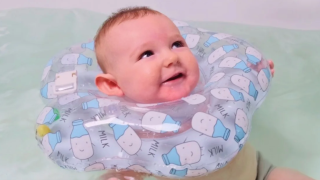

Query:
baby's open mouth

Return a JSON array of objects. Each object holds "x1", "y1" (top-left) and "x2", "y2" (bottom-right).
[{"x1": 163, "y1": 73, "x2": 184, "y2": 83}]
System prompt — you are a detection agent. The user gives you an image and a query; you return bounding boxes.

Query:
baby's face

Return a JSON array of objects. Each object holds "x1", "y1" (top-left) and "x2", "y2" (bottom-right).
[{"x1": 101, "y1": 14, "x2": 200, "y2": 103}]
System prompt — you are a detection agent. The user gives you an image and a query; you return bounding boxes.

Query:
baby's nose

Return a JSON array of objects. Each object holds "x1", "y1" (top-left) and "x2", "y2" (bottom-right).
[{"x1": 163, "y1": 52, "x2": 178, "y2": 67}]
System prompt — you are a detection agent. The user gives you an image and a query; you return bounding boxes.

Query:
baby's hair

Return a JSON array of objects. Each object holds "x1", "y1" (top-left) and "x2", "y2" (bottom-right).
[{"x1": 94, "y1": 6, "x2": 162, "y2": 73}]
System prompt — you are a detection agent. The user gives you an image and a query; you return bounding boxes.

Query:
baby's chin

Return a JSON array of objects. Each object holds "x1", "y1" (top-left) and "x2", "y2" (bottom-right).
[
  {"x1": 137, "y1": 80, "x2": 199, "y2": 104},
  {"x1": 160, "y1": 88, "x2": 194, "y2": 102}
]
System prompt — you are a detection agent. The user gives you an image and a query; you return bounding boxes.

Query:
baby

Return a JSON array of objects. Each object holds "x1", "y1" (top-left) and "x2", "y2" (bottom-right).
[{"x1": 94, "y1": 6, "x2": 311, "y2": 180}]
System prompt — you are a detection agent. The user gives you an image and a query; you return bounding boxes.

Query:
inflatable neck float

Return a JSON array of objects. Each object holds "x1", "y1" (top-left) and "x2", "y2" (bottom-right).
[{"x1": 35, "y1": 19, "x2": 272, "y2": 178}]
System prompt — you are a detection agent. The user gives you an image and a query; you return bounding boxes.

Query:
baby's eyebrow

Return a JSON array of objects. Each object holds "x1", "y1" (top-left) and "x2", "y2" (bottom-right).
[
  {"x1": 129, "y1": 41, "x2": 151, "y2": 58},
  {"x1": 171, "y1": 33, "x2": 184, "y2": 39}
]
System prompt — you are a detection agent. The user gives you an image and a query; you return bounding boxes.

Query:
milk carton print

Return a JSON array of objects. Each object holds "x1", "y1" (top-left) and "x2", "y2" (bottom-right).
[
  {"x1": 141, "y1": 111, "x2": 181, "y2": 133},
  {"x1": 246, "y1": 47, "x2": 262, "y2": 65},
  {"x1": 219, "y1": 57, "x2": 251, "y2": 73},
  {"x1": 182, "y1": 34, "x2": 200, "y2": 48},
  {"x1": 41, "y1": 59, "x2": 53, "y2": 81},
  {"x1": 258, "y1": 68, "x2": 271, "y2": 91},
  {"x1": 191, "y1": 112, "x2": 230, "y2": 140},
  {"x1": 211, "y1": 88, "x2": 244, "y2": 102},
  {"x1": 181, "y1": 94, "x2": 206, "y2": 105},
  {"x1": 109, "y1": 123, "x2": 142, "y2": 155},
  {"x1": 84, "y1": 162, "x2": 105, "y2": 171},
  {"x1": 61, "y1": 53, "x2": 92, "y2": 66},
  {"x1": 82, "y1": 98, "x2": 120, "y2": 109},
  {"x1": 37, "y1": 107, "x2": 60, "y2": 125},
  {"x1": 231, "y1": 75, "x2": 258, "y2": 100},
  {"x1": 70, "y1": 120, "x2": 94, "y2": 160},
  {"x1": 170, "y1": 168, "x2": 208, "y2": 177},
  {"x1": 234, "y1": 109, "x2": 249, "y2": 143},
  {"x1": 81, "y1": 41, "x2": 94, "y2": 51},
  {"x1": 40, "y1": 82, "x2": 57, "y2": 99},
  {"x1": 209, "y1": 72, "x2": 225, "y2": 83},
  {"x1": 204, "y1": 33, "x2": 232, "y2": 47},
  {"x1": 162, "y1": 141, "x2": 201, "y2": 166},
  {"x1": 207, "y1": 44, "x2": 239, "y2": 64},
  {"x1": 205, "y1": 72, "x2": 225, "y2": 88},
  {"x1": 42, "y1": 131, "x2": 62, "y2": 156}
]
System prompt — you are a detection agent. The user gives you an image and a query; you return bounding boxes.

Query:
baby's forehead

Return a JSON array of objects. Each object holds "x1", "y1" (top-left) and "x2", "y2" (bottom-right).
[
  {"x1": 108, "y1": 14, "x2": 173, "y2": 33},
  {"x1": 96, "y1": 14, "x2": 177, "y2": 62}
]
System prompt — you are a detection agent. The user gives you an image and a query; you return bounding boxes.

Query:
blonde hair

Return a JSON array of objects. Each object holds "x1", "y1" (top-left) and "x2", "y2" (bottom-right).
[{"x1": 94, "y1": 6, "x2": 161, "y2": 72}]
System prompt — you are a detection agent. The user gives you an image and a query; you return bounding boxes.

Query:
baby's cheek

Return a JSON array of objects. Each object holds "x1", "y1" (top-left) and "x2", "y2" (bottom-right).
[
  {"x1": 190, "y1": 67, "x2": 200, "y2": 88},
  {"x1": 123, "y1": 79, "x2": 157, "y2": 102}
]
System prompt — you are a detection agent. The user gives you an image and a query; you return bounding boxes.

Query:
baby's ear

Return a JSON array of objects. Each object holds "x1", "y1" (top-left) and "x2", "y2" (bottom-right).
[{"x1": 95, "y1": 74, "x2": 124, "y2": 97}]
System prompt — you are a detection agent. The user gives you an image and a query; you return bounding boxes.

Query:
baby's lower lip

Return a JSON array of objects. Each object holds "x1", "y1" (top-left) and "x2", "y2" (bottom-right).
[{"x1": 162, "y1": 74, "x2": 185, "y2": 86}]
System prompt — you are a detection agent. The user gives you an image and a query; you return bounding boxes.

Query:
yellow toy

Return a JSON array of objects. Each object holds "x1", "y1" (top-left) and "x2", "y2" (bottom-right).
[{"x1": 36, "y1": 124, "x2": 51, "y2": 137}]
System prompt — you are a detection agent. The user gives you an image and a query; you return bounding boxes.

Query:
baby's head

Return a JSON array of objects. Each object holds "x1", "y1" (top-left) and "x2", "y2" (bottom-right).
[{"x1": 94, "y1": 7, "x2": 200, "y2": 103}]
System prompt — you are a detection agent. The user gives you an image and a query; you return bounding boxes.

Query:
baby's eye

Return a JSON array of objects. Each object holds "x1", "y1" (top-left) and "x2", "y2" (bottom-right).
[
  {"x1": 172, "y1": 41, "x2": 183, "y2": 49},
  {"x1": 140, "y1": 50, "x2": 154, "y2": 60}
]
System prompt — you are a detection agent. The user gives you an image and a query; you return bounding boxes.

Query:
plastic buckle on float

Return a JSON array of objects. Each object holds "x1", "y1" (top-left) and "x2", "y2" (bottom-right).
[{"x1": 53, "y1": 70, "x2": 77, "y2": 95}]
